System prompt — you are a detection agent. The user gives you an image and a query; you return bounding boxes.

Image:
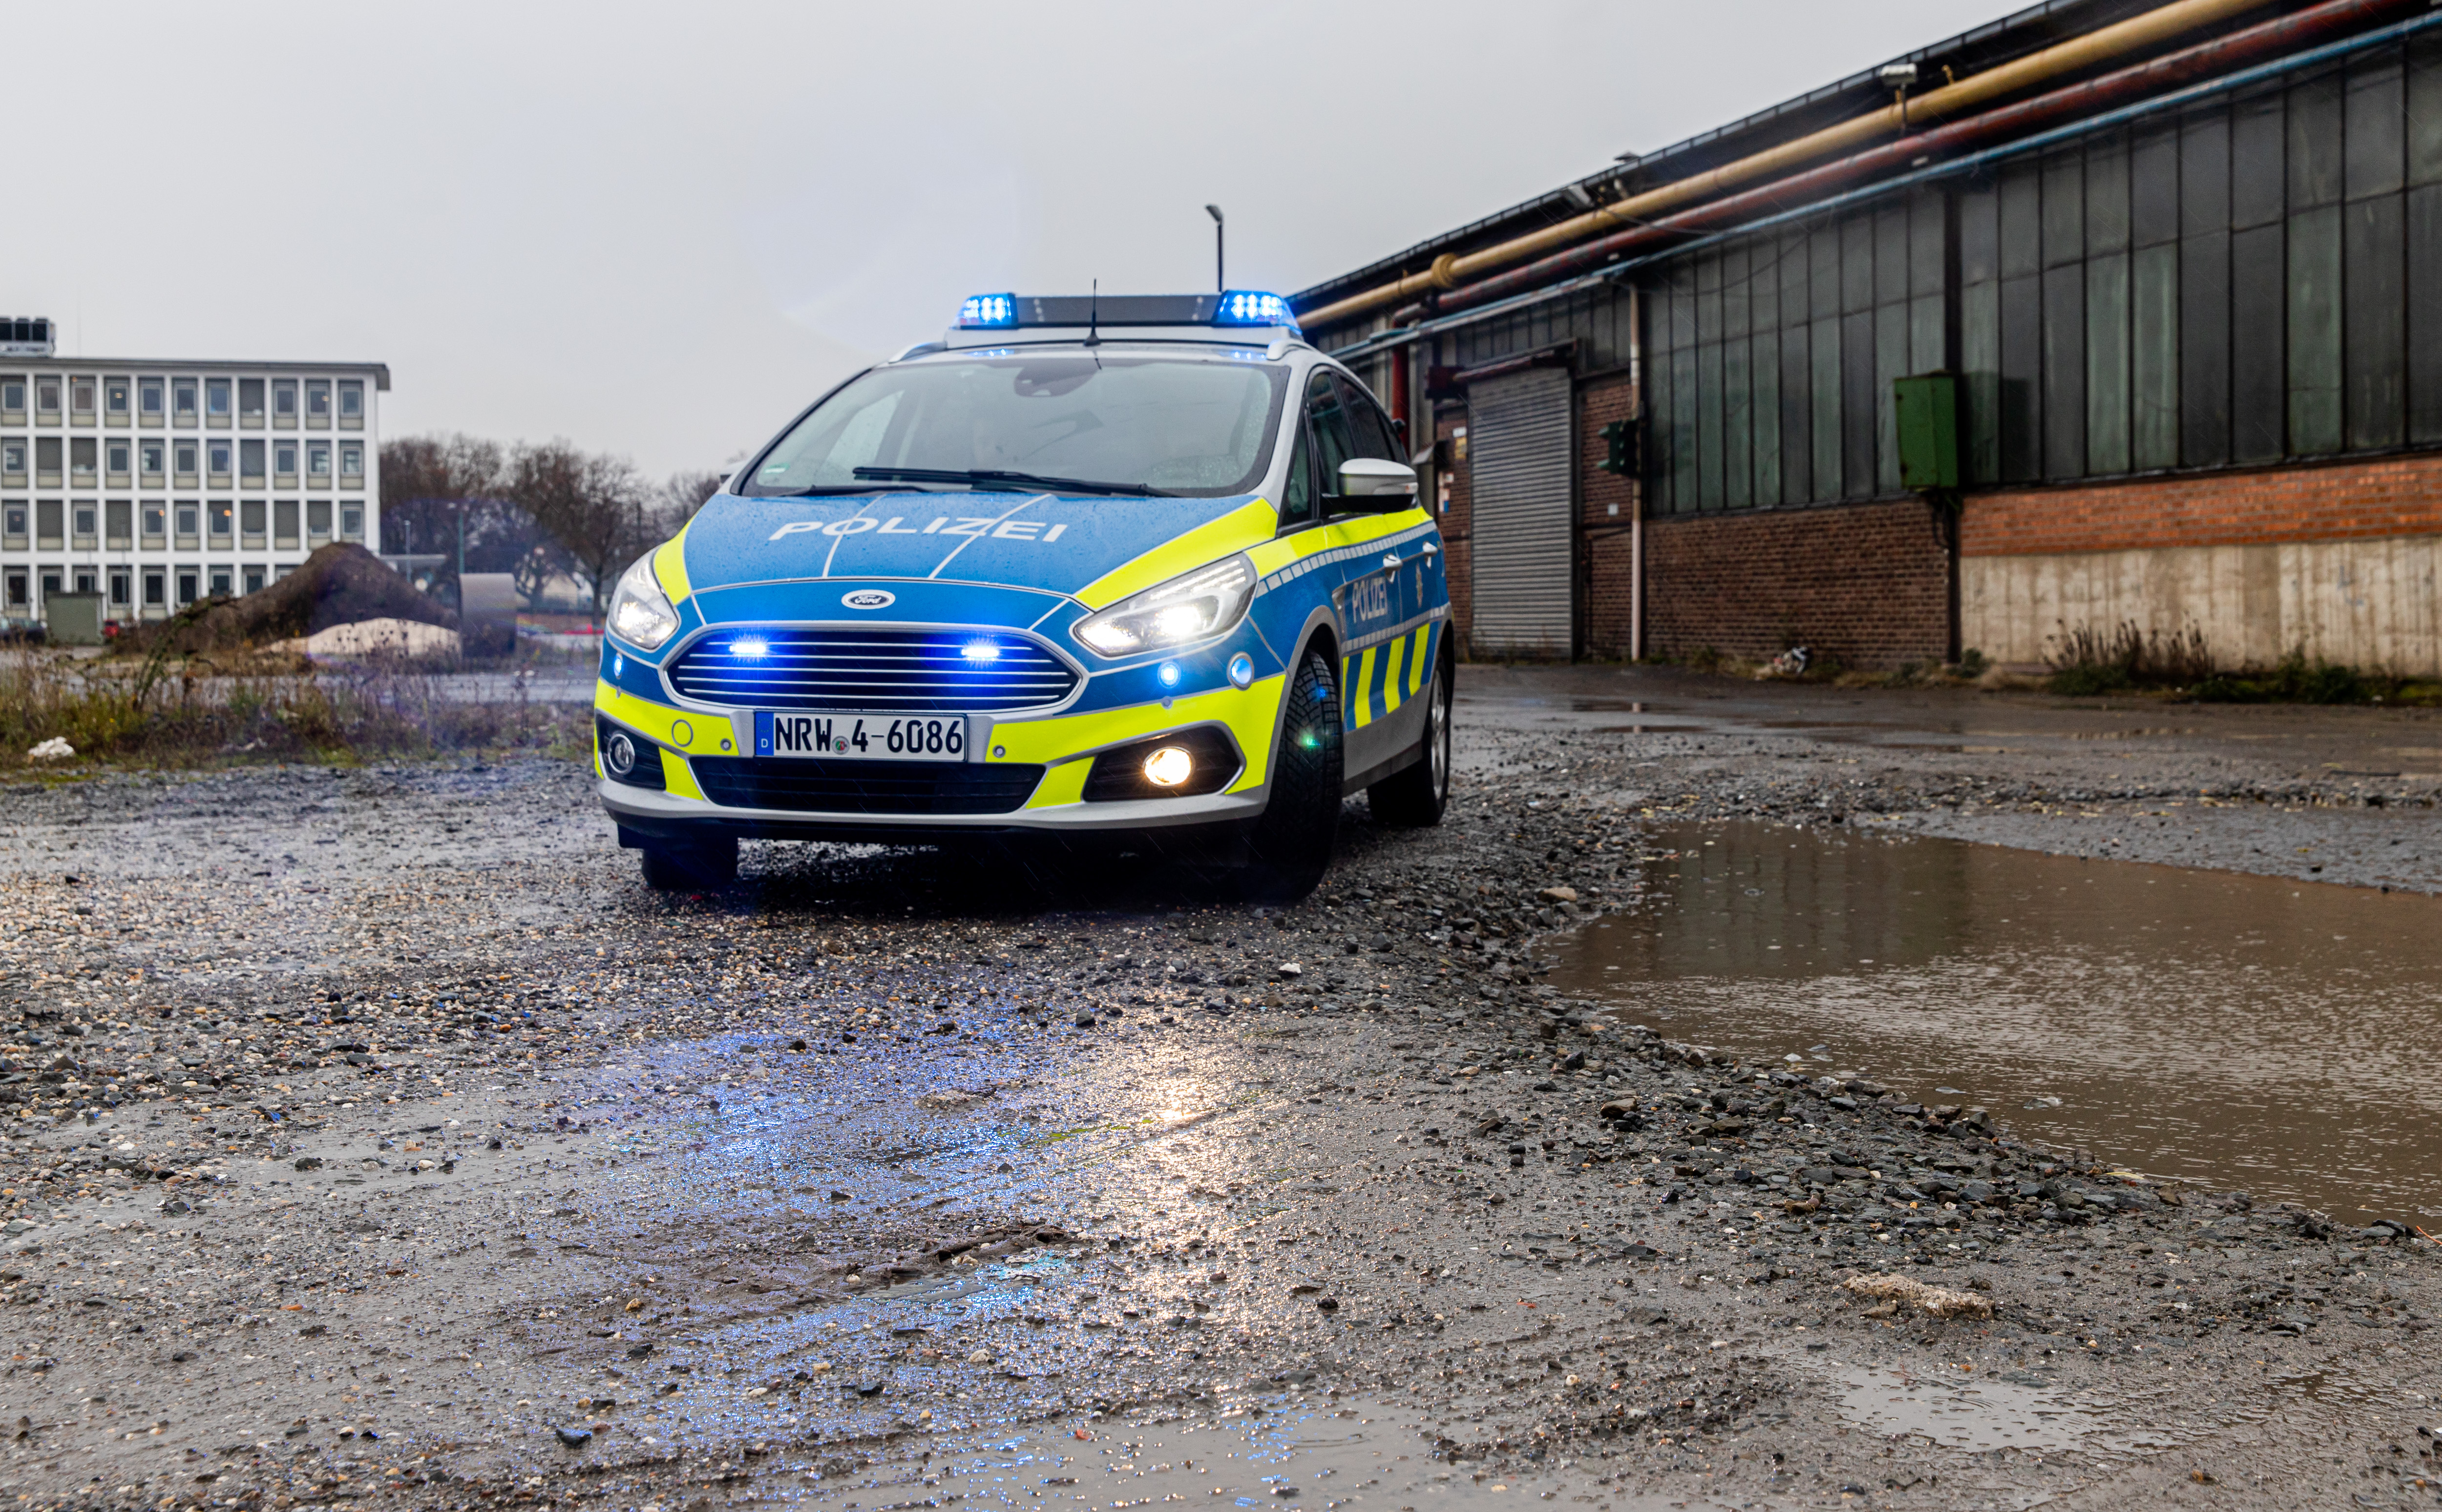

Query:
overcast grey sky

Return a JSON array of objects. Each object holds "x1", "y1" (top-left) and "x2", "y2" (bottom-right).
[{"x1": 16, "y1": 0, "x2": 2002, "y2": 477}]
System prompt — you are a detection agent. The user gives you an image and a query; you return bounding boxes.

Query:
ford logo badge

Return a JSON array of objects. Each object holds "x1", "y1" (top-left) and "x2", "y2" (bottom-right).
[{"x1": 841, "y1": 589, "x2": 896, "y2": 610}]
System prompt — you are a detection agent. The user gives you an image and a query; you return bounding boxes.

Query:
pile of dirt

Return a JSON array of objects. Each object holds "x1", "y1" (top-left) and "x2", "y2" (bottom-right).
[{"x1": 113, "y1": 544, "x2": 456, "y2": 657}]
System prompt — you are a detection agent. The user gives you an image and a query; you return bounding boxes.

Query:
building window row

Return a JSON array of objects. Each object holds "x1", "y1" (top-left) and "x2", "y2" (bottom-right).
[
  {"x1": 0, "y1": 436, "x2": 363, "y2": 487},
  {"x1": 3, "y1": 562, "x2": 290, "y2": 614},
  {"x1": 1, "y1": 498, "x2": 364, "y2": 547},
  {"x1": 1642, "y1": 35, "x2": 2442, "y2": 514},
  {"x1": 0, "y1": 374, "x2": 366, "y2": 430}
]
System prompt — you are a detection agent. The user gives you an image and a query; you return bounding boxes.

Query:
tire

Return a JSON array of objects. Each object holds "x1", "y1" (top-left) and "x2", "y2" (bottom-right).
[
  {"x1": 1368, "y1": 648, "x2": 1453, "y2": 826},
  {"x1": 1238, "y1": 647, "x2": 1345, "y2": 901},
  {"x1": 639, "y1": 835, "x2": 738, "y2": 891}
]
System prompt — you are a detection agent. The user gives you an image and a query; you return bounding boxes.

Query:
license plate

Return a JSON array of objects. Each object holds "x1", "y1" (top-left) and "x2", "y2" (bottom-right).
[{"x1": 754, "y1": 711, "x2": 970, "y2": 762}]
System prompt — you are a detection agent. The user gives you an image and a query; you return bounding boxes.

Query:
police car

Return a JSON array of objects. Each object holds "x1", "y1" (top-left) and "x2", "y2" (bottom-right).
[{"x1": 592, "y1": 290, "x2": 1452, "y2": 896}]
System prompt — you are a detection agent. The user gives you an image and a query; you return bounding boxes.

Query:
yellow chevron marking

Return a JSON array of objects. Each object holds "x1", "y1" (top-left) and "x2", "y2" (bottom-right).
[
  {"x1": 1409, "y1": 625, "x2": 1431, "y2": 695},
  {"x1": 1351, "y1": 647, "x2": 1378, "y2": 729},
  {"x1": 1382, "y1": 634, "x2": 1407, "y2": 715}
]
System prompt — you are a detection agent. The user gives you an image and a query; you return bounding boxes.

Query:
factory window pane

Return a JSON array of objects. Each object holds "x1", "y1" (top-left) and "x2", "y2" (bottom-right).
[
  {"x1": 2347, "y1": 58, "x2": 2405, "y2": 199},
  {"x1": 2286, "y1": 206, "x2": 2343, "y2": 456},
  {"x1": 140, "y1": 378, "x2": 163, "y2": 416},
  {"x1": 2042, "y1": 152, "x2": 2084, "y2": 269},
  {"x1": 2180, "y1": 230, "x2": 2231, "y2": 466},
  {"x1": 1999, "y1": 273, "x2": 2043, "y2": 483},
  {"x1": 2086, "y1": 252, "x2": 2131, "y2": 476},
  {"x1": 1840, "y1": 215, "x2": 1874, "y2": 315},
  {"x1": 1840, "y1": 308, "x2": 1875, "y2": 498},
  {"x1": 1721, "y1": 333, "x2": 1751, "y2": 509},
  {"x1": 173, "y1": 379, "x2": 197, "y2": 418},
  {"x1": 2086, "y1": 134, "x2": 2131, "y2": 255},
  {"x1": 338, "y1": 380, "x2": 363, "y2": 419},
  {"x1": 240, "y1": 439, "x2": 267, "y2": 479},
  {"x1": 273, "y1": 379, "x2": 298, "y2": 419},
  {"x1": 2411, "y1": 34, "x2": 2442, "y2": 186},
  {"x1": 305, "y1": 379, "x2": 331, "y2": 418},
  {"x1": 2000, "y1": 163, "x2": 2041, "y2": 279},
  {"x1": 2182, "y1": 108, "x2": 2231, "y2": 237},
  {"x1": 2231, "y1": 92, "x2": 2285, "y2": 230},
  {"x1": 2410, "y1": 184, "x2": 2442, "y2": 444},
  {"x1": 2289, "y1": 71, "x2": 2344, "y2": 210},
  {"x1": 2042, "y1": 263, "x2": 2086, "y2": 479},
  {"x1": 1874, "y1": 301, "x2": 1908, "y2": 493},
  {"x1": 1873, "y1": 203, "x2": 1908, "y2": 307},
  {"x1": 1752, "y1": 329, "x2": 1782, "y2": 505},
  {"x1": 2131, "y1": 244, "x2": 2180, "y2": 470},
  {"x1": 1809, "y1": 315, "x2": 1841, "y2": 501},
  {"x1": 238, "y1": 378, "x2": 265, "y2": 419},
  {"x1": 2344, "y1": 193, "x2": 2406, "y2": 450},
  {"x1": 1778, "y1": 267, "x2": 1812, "y2": 503},
  {"x1": 1960, "y1": 178, "x2": 2000, "y2": 283},
  {"x1": 2131, "y1": 124, "x2": 2181, "y2": 248},
  {"x1": 1696, "y1": 325, "x2": 1724, "y2": 511},
  {"x1": 207, "y1": 378, "x2": 231, "y2": 416},
  {"x1": 2229, "y1": 223, "x2": 2287, "y2": 462}
]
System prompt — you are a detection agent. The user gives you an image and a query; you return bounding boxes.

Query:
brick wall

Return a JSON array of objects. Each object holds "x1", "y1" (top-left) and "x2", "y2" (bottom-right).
[
  {"x1": 1643, "y1": 499, "x2": 1953, "y2": 668},
  {"x1": 1577, "y1": 374, "x2": 1639, "y2": 658},
  {"x1": 1963, "y1": 451, "x2": 2442, "y2": 557}
]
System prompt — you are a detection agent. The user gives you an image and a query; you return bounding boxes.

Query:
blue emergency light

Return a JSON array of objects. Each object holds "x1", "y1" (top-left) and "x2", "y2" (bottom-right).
[
  {"x1": 1214, "y1": 291, "x2": 1296, "y2": 328},
  {"x1": 959, "y1": 293, "x2": 1019, "y2": 329}
]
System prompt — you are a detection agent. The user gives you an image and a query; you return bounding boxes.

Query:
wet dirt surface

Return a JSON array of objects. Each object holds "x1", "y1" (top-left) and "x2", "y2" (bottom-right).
[
  {"x1": 1548, "y1": 820, "x2": 2442, "y2": 1223},
  {"x1": 4, "y1": 669, "x2": 2442, "y2": 1512}
]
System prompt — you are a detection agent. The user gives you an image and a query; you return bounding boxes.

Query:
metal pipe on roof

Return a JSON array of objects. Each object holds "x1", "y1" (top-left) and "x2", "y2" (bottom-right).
[
  {"x1": 1436, "y1": 0, "x2": 2421, "y2": 316},
  {"x1": 1296, "y1": 0, "x2": 2278, "y2": 331}
]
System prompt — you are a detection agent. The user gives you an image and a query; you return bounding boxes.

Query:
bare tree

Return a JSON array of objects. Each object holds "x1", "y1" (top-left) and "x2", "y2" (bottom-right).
[
  {"x1": 506, "y1": 441, "x2": 650, "y2": 622},
  {"x1": 656, "y1": 468, "x2": 728, "y2": 540}
]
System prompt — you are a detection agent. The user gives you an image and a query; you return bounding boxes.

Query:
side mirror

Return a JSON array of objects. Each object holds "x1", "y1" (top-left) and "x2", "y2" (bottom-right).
[{"x1": 1337, "y1": 457, "x2": 1418, "y2": 501}]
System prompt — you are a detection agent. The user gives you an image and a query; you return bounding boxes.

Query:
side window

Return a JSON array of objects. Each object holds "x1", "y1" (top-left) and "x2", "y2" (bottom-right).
[
  {"x1": 1306, "y1": 371, "x2": 1359, "y2": 503},
  {"x1": 1334, "y1": 375, "x2": 1402, "y2": 462},
  {"x1": 1278, "y1": 415, "x2": 1314, "y2": 527}
]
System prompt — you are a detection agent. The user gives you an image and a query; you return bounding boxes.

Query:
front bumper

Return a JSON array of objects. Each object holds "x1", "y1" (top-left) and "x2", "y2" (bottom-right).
[{"x1": 593, "y1": 671, "x2": 1284, "y2": 839}]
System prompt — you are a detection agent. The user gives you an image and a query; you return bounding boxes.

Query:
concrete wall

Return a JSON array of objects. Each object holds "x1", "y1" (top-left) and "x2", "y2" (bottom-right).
[
  {"x1": 1962, "y1": 452, "x2": 2442, "y2": 674},
  {"x1": 1962, "y1": 534, "x2": 2442, "y2": 675}
]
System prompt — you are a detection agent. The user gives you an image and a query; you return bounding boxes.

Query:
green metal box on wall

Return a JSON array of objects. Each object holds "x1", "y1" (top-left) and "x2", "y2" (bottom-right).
[{"x1": 1893, "y1": 372, "x2": 1958, "y2": 492}]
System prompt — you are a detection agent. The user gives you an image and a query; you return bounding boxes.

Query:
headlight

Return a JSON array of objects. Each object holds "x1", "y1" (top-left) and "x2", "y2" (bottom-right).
[
  {"x1": 608, "y1": 554, "x2": 680, "y2": 651},
  {"x1": 1074, "y1": 554, "x2": 1256, "y2": 658}
]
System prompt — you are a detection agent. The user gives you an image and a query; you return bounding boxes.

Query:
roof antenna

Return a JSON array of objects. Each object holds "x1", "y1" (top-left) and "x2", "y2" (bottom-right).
[{"x1": 1086, "y1": 278, "x2": 1101, "y2": 347}]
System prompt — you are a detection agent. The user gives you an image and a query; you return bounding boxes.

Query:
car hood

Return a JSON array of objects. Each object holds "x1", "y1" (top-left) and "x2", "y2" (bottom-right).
[{"x1": 676, "y1": 490, "x2": 1276, "y2": 607}]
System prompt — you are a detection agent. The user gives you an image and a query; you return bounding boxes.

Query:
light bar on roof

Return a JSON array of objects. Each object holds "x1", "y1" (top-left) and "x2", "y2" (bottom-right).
[{"x1": 949, "y1": 292, "x2": 1300, "y2": 334}]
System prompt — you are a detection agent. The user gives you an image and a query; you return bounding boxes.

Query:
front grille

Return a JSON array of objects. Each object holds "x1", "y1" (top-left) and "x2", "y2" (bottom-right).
[
  {"x1": 667, "y1": 628, "x2": 1077, "y2": 712},
  {"x1": 690, "y1": 757, "x2": 1045, "y2": 815}
]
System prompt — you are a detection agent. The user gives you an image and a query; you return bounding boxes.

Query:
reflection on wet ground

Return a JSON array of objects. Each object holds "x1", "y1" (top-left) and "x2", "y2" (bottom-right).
[
  {"x1": 805, "y1": 1398, "x2": 1600, "y2": 1511},
  {"x1": 1549, "y1": 820, "x2": 2442, "y2": 1220}
]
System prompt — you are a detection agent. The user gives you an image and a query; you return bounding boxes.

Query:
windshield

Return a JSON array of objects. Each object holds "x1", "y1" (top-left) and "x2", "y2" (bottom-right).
[{"x1": 743, "y1": 354, "x2": 1289, "y2": 499}]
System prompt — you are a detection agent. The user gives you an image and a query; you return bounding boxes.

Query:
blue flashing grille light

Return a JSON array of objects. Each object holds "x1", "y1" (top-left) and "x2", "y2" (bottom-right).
[
  {"x1": 730, "y1": 635, "x2": 771, "y2": 659},
  {"x1": 1215, "y1": 291, "x2": 1297, "y2": 330},
  {"x1": 959, "y1": 293, "x2": 1018, "y2": 329},
  {"x1": 959, "y1": 638, "x2": 1002, "y2": 664}
]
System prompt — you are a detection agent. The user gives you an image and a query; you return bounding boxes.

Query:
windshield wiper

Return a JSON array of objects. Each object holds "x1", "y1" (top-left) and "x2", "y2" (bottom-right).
[
  {"x1": 852, "y1": 465, "x2": 1170, "y2": 497},
  {"x1": 772, "y1": 483, "x2": 911, "y2": 497}
]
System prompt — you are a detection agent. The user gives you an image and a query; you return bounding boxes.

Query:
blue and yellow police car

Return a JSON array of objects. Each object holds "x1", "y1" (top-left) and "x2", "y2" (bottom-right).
[{"x1": 592, "y1": 291, "x2": 1452, "y2": 896}]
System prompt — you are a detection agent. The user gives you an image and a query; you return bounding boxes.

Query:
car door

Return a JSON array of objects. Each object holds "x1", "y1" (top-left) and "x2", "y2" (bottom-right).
[{"x1": 1326, "y1": 374, "x2": 1437, "y2": 777}]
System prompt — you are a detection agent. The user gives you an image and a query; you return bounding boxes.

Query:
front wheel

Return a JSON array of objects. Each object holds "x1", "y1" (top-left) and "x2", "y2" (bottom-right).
[
  {"x1": 1237, "y1": 648, "x2": 1344, "y2": 901},
  {"x1": 639, "y1": 835, "x2": 738, "y2": 891},
  {"x1": 1368, "y1": 649, "x2": 1452, "y2": 826}
]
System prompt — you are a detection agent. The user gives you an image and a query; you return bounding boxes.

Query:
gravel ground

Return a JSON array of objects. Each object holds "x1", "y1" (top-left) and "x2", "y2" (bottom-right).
[{"x1": 1, "y1": 668, "x2": 2437, "y2": 1512}]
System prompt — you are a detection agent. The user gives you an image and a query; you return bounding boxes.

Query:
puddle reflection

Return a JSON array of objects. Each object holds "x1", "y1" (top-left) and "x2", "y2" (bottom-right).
[{"x1": 1551, "y1": 821, "x2": 2442, "y2": 1219}]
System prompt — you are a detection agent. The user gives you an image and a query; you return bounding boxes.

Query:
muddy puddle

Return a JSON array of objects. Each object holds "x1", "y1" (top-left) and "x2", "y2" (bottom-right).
[
  {"x1": 1550, "y1": 821, "x2": 2442, "y2": 1221},
  {"x1": 802, "y1": 1396, "x2": 1674, "y2": 1511}
]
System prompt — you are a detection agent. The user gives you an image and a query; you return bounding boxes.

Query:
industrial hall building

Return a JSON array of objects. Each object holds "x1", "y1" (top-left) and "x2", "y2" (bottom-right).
[
  {"x1": 0, "y1": 317, "x2": 386, "y2": 629},
  {"x1": 1294, "y1": 0, "x2": 2442, "y2": 675}
]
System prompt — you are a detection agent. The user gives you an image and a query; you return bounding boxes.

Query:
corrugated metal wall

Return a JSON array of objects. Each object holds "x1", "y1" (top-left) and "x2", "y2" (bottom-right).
[{"x1": 1466, "y1": 366, "x2": 1576, "y2": 657}]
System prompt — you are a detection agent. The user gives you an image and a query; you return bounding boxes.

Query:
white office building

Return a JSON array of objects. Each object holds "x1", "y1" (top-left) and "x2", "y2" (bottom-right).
[{"x1": 0, "y1": 317, "x2": 386, "y2": 626}]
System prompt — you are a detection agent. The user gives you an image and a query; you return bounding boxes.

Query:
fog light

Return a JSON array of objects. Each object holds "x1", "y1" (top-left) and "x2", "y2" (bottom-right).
[
  {"x1": 1227, "y1": 652, "x2": 1254, "y2": 689},
  {"x1": 1142, "y1": 746, "x2": 1194, "y2": 788},
  {"x1": 603, "y1": 731, "x2": 638, "y2": 777}
]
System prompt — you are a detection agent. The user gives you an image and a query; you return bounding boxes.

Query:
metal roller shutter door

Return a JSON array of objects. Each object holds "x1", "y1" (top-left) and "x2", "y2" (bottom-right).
[{"x1": 1468, "y1": 366, "x2": 1575, "y2": 658}]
